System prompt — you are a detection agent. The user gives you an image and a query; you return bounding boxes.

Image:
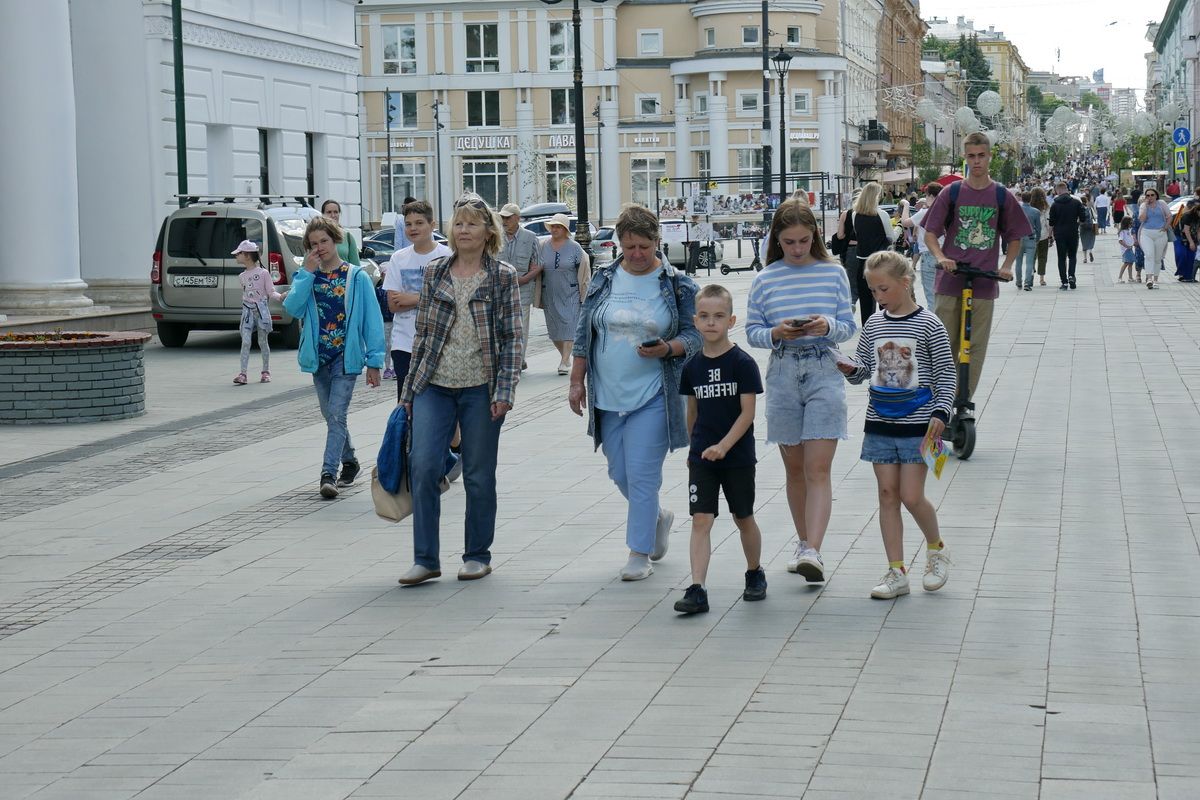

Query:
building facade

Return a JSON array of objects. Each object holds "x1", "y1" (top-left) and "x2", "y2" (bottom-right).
[
  {"x1": 877, "y1": 0, "x2": 927, "y2": 168},
  {"x1": 356, "y1": 0, "x2": 879, "y2": 227},
  {"x1": 0, "y1": 0, "x2": 361, "y2": 317}
]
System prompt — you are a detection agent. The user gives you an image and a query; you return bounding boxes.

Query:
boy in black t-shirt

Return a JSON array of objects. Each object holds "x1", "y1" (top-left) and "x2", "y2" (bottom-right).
[{"x1": 675, "y1": 285, "x2": 765, "y2": 614}]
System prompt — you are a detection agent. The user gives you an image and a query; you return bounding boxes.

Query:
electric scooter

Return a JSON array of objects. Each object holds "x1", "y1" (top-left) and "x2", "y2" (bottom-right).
[{"x1": 944, "y1": 261, "x2": 1010, "y2": 460}]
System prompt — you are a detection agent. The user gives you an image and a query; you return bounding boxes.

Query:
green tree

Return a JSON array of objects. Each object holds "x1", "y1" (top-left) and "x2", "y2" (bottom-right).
[
  {"x1": 951, "y1": 35, "x2": 999, "y2": 109},
  {"x1": 922, "y1": 34, "x2": 955, "y2": 60}
]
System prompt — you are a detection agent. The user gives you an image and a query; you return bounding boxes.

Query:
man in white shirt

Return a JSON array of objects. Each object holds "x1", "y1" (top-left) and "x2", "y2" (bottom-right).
[{"x1": 382, "y1": 199, "x2": 451, "y2": 400}]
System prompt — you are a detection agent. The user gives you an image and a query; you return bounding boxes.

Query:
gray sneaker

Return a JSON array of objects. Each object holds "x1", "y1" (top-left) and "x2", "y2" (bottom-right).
[
  {"x1": 796, "y1": 549, "x2": 825, "y2": 583},
  {"x1": 620, "y1": 553, "x2": 653, "y2": 581},
  {"x1": 650, "y1": 509, "x2": 674, "y2": 561}
]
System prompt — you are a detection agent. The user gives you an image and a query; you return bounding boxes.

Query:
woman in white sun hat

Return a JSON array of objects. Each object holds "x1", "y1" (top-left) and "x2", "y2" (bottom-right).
[{"x1": 538, "y1": 213, "x2": 590, "y2": 374}]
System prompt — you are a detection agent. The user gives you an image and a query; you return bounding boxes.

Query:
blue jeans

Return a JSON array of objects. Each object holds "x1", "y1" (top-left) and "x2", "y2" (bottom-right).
[
  {"x1": 598, "y1": 392, "x2": 669, "y2": 555},
  {"x1": 1016, "y1": 237, "x2": 1036, "y2": 288},
  {"x1": 410, "y1": 384, "x2": 503, "y2": 570},
  {"x1": 312, "y1": 353, "x2": 358, "y2": 475},
  {"x1": 919, "y1": 251, "x2": 938, "y2": 308}
]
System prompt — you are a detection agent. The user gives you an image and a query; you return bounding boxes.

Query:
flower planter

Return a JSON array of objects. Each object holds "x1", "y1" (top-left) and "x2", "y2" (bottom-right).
[{"x1": 0, "y1": 331, "x2": 151, "y2": 423}]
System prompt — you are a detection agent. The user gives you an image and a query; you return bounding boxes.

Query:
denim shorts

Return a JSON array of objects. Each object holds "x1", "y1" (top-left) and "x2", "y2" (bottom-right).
[
  {"x1": 860, "y1": 432, "x2": 925, "y2": 465},
  {"x1": 764, "y1": 346, "x2": 848, "y2": 444}
]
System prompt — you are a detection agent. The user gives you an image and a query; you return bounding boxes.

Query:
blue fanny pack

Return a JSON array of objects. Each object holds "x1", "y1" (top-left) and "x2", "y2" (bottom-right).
[{"x1": 868, "y1": 385, "x2": 933, "y2": 418}]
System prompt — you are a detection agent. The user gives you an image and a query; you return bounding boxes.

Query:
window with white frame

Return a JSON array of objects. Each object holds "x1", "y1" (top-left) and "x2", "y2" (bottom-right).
[
  {"x1": 736, "y1": 149, "x2": 762, "y2": 191},
  {"x1": 546, "y1": 157, "x2": 586, "y2": 208},
  {"x1": 790, "y1": 149, "x2": 812, "y2": 188},
  {"x1": 465, "y1": 23, "x2": 499, "y2": 73},
  {"x1": 704, "y1": 28, "x2": 715, "y2": 47},
  {"x1": 696, "y1": 150, "x2": 710, "y2": 179},
  {"x1": 550, "y1": 88, "x2": 575, "y2": 125},
  {"x1": 638, "y1": 29, "x2": 662, "y2": 55},
  {"x1": 736, "y1": 90, "x2": 759, "y2": 116},
  {"x1": 694, "y1": 92, "x2": 709, "y2": 116},
  {"x1": 383, "y1": 25, "x2": 417, "y2": 75},
  {"x1": 635, "y1": 94, "x2": 661, "y2": 120},
  {"x1": 787, "y1": 26, "x2": 801, "y2": 46},
  {"x1": 549, "y1": 21, "x2": 571, "y2": 71},
  {"x1": 386, "y1": 91, "x2": 419, "y2": 129},
  {"x1": 461, "y1": 158, "x2": 508, "y2": 209},
  {"x1": 630, "y1": 155, "x2": 667, "y2": 207},
  {"x1": 742, "y1": 26, "x2": 759, "y2": 46},
  {"x1": 792, "y1": 90, "x2": 812, "y2": 115},
  {"x1": 381, "y1": 161, "x2": 426, "y2": 214},
  {"x1": 466, "y1": 90, "x2": 500, "y2": 127}
]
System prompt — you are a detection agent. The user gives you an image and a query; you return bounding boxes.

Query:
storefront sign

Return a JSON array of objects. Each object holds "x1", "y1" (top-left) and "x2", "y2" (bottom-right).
[
  {"x1": 389, "y1": 138, "x2": 416, "y2": 149},
  {"x1": 789, "y1": 131, "x2": 819, "y2": 141},
  {"x1": 456, "y1": 135, "x2": 513, "y2": 151},
  {"x1": 633, "y1": 135, "x2": 661, "y2": 144},
  {"x1": 547, "y1": 134, "x2": 575, "y2": 148}
]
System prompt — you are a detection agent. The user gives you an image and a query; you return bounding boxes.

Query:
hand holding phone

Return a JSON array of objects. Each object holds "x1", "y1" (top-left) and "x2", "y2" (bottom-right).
[{"x1": 641, "y1": 338, "x2": 663, "y2": 348}]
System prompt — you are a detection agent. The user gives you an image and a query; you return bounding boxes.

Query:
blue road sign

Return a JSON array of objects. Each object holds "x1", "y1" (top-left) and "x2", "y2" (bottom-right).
[{"x1": 1173, "y1": 127, "x2": 1191, "y2": 147}]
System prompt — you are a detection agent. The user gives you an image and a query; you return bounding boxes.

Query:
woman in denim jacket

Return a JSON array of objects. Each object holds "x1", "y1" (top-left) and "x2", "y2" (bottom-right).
[{"x1": 568, "y1": 205, "x2": 701, "y2": 581}]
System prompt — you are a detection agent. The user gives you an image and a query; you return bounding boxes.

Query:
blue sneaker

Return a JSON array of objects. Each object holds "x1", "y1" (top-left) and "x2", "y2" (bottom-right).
[{"x1": 743, "y1": 567, "x2": 767, "y2": 601}]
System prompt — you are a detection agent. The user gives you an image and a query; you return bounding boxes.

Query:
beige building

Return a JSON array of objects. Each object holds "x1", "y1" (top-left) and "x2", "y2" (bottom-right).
[
  {"x1": 978, "y1": 38, "x2": 1028, "y2": 123},
  {"x1": 356, "y1": 0, "x2": 867, "y2": 227},
  {"x1": 878, "y1": 0, "x2": 927, "y2": 167}
]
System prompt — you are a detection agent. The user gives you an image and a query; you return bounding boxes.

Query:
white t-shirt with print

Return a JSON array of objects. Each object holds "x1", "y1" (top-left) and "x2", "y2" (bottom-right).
[{"x1": 382, "y1": 243, "x2": 451, "y2": 353}]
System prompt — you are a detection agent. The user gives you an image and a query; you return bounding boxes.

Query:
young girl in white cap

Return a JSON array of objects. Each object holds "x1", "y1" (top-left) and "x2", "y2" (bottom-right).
[{"x1": 232, "y1": 240, "x2": 281, "y2": 385}]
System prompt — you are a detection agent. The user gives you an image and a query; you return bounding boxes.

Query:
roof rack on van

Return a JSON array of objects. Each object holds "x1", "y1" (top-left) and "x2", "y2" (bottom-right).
[{"x1": 175, "y1": 194, "x2": 318, "y2": 209}]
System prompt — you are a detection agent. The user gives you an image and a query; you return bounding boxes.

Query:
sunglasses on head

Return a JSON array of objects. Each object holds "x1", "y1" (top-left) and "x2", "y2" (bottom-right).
[{"x1": 454, "y1": 195, "x2": 489, "y2": 210}]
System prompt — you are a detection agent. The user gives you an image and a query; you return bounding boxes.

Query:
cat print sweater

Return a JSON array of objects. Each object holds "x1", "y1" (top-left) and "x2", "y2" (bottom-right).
[{"x1": 846, "y1": 306, "x2": 956, "y2": 437}]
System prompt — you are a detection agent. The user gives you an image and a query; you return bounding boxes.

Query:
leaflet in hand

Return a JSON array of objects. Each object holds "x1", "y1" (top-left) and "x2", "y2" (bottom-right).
[
  {"x1": 921, "y1": 432, "x2": 948, "y2": 479},
  {"x1": 826, "y1": 347, "x2": 859, "y2": 370}
]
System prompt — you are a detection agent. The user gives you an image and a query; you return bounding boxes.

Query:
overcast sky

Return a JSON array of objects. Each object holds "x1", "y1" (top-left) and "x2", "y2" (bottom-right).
[{"x1": 920, "y1": 0, "x2": 1169, "y2": 97}]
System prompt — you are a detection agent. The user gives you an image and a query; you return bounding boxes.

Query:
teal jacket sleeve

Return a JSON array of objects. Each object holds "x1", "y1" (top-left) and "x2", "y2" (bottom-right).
[
  {"x1": 283, "y1": 268, "x2": 315, "y2": 318},
  {"x1": 356, "y1": 270, "x2": 387, "y2": 369}
]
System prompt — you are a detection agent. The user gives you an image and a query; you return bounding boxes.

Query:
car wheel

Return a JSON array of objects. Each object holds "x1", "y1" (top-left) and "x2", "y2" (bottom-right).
[
  {"x1": 156, "y1": 321, "x2": 189, "y2": 348},
  {"x1": 275, "y1": 321, "x2": 301, "y2": 349}
]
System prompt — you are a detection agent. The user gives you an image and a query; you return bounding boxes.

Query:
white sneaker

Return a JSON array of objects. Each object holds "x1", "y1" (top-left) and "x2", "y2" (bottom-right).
[
  {"x1": 650, "y1": 509, "x2": 674, "y2": 561},
  {"x1": 870, "y1": 568, "x2": 910, "y2": 599},
  {"x1": 796, "y1": 549, "x2": 825, "y2": 583},
  {"x1": 620, "y1": 553, "x2": 653, "y2": 581},
  {"x1": 786, "y1": 539, "x2": 809, "y2": 573},
  {"x1": 923, "y1": 549, "x2": 951, "y2": 591},
  {"x1": 557, "y1": 362, "x2": 570, "y2": 375}
]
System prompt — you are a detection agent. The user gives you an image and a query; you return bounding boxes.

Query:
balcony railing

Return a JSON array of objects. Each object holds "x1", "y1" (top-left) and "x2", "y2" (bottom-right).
[{"x1": 858, "y1": 121, "x2": 891, "y2": 143}]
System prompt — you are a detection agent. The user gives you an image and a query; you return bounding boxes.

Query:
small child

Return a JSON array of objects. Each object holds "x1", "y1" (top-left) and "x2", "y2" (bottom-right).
[
  {"x1": 837, "y1": 251, "x2": 954, "y2": 600},
  {"x1": 674, "y1": 284, "x2": 765, "y2": 614},
  {"x1": 233, "y1": 240, "x2": 281, "y2": 385},
  {"x1": 1117, "y1": 217, "x2": 1136, "y2": 283}
]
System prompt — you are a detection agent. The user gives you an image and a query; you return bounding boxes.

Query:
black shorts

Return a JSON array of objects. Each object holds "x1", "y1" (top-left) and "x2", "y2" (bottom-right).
[{"x1": 688, "y1": 461, "x2": 755, "y2": 519}]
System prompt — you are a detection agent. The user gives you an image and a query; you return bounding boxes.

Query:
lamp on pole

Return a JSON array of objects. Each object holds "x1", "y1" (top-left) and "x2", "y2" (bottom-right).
[
  {"x1": 760, "y1": 0, "x2": 772, "y2": 220},
  {"x1": 771, "y1": 47, "x2": 793, "y2": 199},
  {"x1": 432, "y1": 98, "x2": 445, "y2": 234},
  {"x1": 592, "y1": 99, "x2": 604, "y2": 227},
  {"x1": 542, "y1": 0, "x2": 603, "y2": 252}
]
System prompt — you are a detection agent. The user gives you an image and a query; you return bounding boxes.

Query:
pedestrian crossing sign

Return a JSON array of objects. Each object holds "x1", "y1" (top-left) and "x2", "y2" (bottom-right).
[{"x1": 1175, "y1": 146, "x2": 1188, "y2": 175}]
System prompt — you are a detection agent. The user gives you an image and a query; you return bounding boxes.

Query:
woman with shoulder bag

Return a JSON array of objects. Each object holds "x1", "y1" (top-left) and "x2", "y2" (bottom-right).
[
  {"x1": 1079, "y1": 193, "x2": 1097, "y2": 263},
  {"x1": 839, "y1": 182, "x2": 897, "y2": 326}
]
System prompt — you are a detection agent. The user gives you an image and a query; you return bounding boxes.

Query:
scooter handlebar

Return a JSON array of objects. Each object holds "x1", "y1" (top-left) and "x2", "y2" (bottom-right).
[{"x1": 937, "y1": 261, "x2": 1012, "y2": 282}]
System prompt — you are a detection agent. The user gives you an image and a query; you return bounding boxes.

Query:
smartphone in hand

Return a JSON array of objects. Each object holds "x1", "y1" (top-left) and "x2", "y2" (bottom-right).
[{"x1": 641, "y1": 338, "x2": 663, "y2": 348}]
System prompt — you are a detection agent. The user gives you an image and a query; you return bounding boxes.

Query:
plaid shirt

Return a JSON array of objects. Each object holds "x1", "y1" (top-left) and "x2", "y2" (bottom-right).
[{"x1": 399, "y1": 252, "x2": 524, "y2": 407}]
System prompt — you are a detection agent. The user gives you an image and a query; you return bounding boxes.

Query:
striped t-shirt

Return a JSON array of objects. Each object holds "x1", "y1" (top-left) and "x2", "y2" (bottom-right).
[
  {"x1": 745, "y1": 259, "x2": 856, "y2": 350},
  {"x1": 847, "y1": 307, "x2": 955, "y2": 437}
]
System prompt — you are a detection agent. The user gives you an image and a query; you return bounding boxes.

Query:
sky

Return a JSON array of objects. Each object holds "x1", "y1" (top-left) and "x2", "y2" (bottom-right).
[{"x1": 920, "y1": 0, "x2": 1170, "y2": 97}]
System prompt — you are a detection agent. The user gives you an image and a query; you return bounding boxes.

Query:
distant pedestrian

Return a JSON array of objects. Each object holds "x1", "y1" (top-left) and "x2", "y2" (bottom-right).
[
  {"x1": 838, "y1": 182, "x2": 898, "y2": 327},
  {"x1": 1016, "y1": 192, "x2": 1040, "y2": 291},
  {"x1": 1117, "y1": 218, "x2": 1136, "y2": 283},
  {"x1": 1049, "y1": 182, "x2": 1086, "y2": 290},
  {"x1": 498, "y1": 203, "x2": 542, "y2": 369},
  {"x1": 282, "y1": 216, "x2": 387, "y2": 499},
  {"x1": 1137, "y1": 188, "x2": 1171, "y2": 289},
  {"x1": 1095, "y1": 189, "x2": 1111, "y2": 232},
  {"x1": 747, "y1": 198, "x2": 856, "y2": 585},
  {"x1": 1031, "y1": 187, "x2": 1051, "y2": 286},
  {"x1": 1079, "y1": 193, "x2": 1097, "y2": 263},
  {"x1": 673, "y1": 284, "x2": 765, "y2": 615},
  {"x1": 1177, "y1": 200, "x2": 1200, "y2": 282},
  {"x1": 839, "y1": 251, "x2": 954, "y2": 600},
  {"x1": 231, "y1": 240, "x2": 281, "y2": 385},
  {"x1": 320, "y1": 200, "x2": 361, "y2": 267},
  {"x1": 1112, "y1": 192, "x2": 1127, "y2": 226},
  {"x1": 540, "y1": 214, "x2": 590, "y2": 375}
]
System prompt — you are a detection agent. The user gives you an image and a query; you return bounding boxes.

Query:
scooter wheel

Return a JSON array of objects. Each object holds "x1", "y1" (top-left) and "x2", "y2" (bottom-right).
[
  {"x1": 720, "y1": 265, "x2": 731, "y2": 275},
  {"x1": 952, "y1": 417, "x2": 976, "y2": 460}
]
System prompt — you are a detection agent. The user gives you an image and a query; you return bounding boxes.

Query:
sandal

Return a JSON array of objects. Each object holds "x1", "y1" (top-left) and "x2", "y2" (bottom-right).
[
  {"x1": 233, "y1": 373, "x2": 248, "y2": 385},
  {"x1": 260, "y1": 371, "x2": 271, "y2": 383}
]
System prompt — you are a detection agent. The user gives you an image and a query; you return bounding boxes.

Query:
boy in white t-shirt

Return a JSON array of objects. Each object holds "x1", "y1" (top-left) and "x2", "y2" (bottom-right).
[{"x1": 382, "y1": 200, "x2": 452, "y2": 401}]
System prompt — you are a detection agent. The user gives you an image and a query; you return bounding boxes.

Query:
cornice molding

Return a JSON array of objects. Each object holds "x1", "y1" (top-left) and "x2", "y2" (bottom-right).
[{"x1": 144, "y1": 16, "x2": 359, "y2": 75}]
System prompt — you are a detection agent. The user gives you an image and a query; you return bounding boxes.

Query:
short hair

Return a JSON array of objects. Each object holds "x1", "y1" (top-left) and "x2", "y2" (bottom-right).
[
  {"x1": 696, "y1": 283, "x2": 734, "y2": 314},
  {"x1": 303, "y1": 216, "x2": 344, "y2": 250},
  {"x1": 1020, "y1": 192, "x2": 1031, "y2": 202},
  {"x1": 765, "y1": 198, "x2": 831, "y2": 265},
  {"x1": 924, "y1": 183, "x2": 943, "y2": 197},
  {"x1": 614, "y1": 204, "x2": 660, "y2": 244},
  {"x1": 402, "y1": 200, "x2": 434, "y2": 223},
  {"x1": 402, "y1": 196, "x2": 417, "y2": 205},
  {"x1": 963, "y1": 131, "x2": 991, "y2": 149},
  {"x1": 1055, "y1": 181, "x2": 1068, "y2": 191},
  {"x1": 447, "y1": 196, "x2": 502, "y2": 257},
  {"x1": 320, "y1": 199, "x2": 341, "y2": 214}
]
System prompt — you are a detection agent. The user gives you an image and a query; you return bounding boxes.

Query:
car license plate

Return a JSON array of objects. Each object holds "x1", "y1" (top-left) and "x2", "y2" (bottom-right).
[{"x1": 172, "y1": 275, "x2": 218, "y2": 288}]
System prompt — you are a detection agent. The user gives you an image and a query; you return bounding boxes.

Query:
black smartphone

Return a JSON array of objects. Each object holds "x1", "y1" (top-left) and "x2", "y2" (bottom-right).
[{"x1": 641, "y1": 338, "x2": 662, "y2": 348}]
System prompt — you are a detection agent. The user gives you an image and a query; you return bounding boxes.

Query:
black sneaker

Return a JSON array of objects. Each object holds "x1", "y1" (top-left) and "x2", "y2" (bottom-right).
[
  {"x1": 673, "y1": 584, "x2": 709, "y2": 614},
  {"x1": 743, "y1": 567, "x2": 768, "y2": 601},
  {"x1": 319, "y1": 473, "x2": 338, "y2": 499},
  {"x1": 337, "y1": 460, "x2": 361, "y2": 487}
]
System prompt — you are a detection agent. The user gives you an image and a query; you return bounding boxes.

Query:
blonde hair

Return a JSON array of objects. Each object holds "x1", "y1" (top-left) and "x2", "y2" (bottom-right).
[
  {"x1": 448, "y1": 200, "x2": 502, "y2": 257},
  {"x1": 853, "y1": 182, "x2": 883, "y2": 216},
  {"x1": 963, "y1": 131, "x2": 991, "y2": 149},
  {"x1": 303, "y1": 216, "x2": 344, "y2": 250},
  {"x1": 864, "y1": 250, "x2": 916, "y2": 302},
  {"x1": 765, "y1": 198, "x2": 831, "y2": 265}
]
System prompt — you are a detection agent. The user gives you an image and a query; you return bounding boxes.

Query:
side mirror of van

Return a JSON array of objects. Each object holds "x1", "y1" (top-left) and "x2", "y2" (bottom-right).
[{"x1": 360, "y1": 246, "x2": 375, "y2": 260}]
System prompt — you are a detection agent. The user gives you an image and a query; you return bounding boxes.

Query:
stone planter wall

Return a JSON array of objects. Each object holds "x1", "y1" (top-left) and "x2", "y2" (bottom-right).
[{"x1": 0, "y1": 332, "x2": 151, "y2": 423}]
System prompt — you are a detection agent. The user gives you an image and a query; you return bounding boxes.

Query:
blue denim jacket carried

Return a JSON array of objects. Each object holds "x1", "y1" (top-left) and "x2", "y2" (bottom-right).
[{"x1": 572, "y1": 258, "x2": 701, "y2": 451}]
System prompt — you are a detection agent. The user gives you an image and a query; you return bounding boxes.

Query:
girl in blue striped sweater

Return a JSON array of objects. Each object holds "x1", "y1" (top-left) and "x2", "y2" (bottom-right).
[
  {"x1": 746, "y1": 199, "x2": 856, "y2": 584},
  {"x1": 839, "y1": 251, "x2": 954, "y2": 599}
]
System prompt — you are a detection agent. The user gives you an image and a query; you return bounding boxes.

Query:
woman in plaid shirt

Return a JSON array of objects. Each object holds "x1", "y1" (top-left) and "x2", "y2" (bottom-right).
[{"x1": 397, "y1": 195, "x2": 524, "y2": 586}]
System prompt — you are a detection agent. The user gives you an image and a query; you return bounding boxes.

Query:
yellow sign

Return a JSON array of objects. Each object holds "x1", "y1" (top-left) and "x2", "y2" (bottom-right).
[
  {"x1": 1175, "y1": 146, "x2": 1188, "y2": 175},
  {"x1": 658, "y1": 176, "x2": 671, "y2": 186}
]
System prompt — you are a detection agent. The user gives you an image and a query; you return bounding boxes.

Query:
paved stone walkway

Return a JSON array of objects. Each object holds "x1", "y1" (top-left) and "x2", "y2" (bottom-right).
[{"x1": 1, "y1": 241, "x2": 1198, "y2": 799}]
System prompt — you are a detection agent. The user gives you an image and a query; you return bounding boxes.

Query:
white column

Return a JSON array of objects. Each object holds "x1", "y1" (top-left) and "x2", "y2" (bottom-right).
[
  {"x1": 435, "y1": 93, "x2": 454, "y2": 231},
  {"x1": 515, "y1": 88, "x2": 537, "y2": 207},
  {"x1": 0, "y1": 0, "x2": 94, "y2": 315},
  {"x1": 816, "y1": 71, "x2": 842, "y2": 178},
  {"x1": 69, "y1": 0, "x2": 154, "y2": 306},
  {"x1": 599, "y1": 92, "x2": 619, "y2": 223},
  {"x1": 674, "y1": 86, "x2": 690, "y2": 180},
  {"x1": 708, "y1": 88, "x2": 729, "y2": 183}
]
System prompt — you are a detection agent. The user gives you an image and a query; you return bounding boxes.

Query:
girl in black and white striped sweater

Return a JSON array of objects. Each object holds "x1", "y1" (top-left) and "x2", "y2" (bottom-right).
[{"x1": 836, "y1": 251, "x2": 956, "y2": 600}]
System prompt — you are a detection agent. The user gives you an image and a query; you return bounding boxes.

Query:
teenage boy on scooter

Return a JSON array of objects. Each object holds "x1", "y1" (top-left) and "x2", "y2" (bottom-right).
[{"x1": 921, "y1": 132, "x2": 1032, "y2": 405}]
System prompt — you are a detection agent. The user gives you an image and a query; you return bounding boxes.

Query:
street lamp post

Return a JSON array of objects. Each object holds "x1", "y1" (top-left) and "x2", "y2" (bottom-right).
[
  {"x1": 592, "y1": 99, "x2": 603, "y2": 227},
  {"x1": 542, "y1": 0, "x2": 599, "y2": 252},
  {"x1": 760, "y1": 0, "x2": 772, "y2": 219},
  {"x1": 432, "y1": 98, "x2": 445, "y2": 234},
  {"x1": 771, "y1": 48, "x2": 793, "y2": 199}
]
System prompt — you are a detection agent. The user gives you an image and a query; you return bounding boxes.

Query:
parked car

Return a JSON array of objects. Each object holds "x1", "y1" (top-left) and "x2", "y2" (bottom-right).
[
  {"x1": 591, "y1": 226, "x2": 617, "y2": 265},
  {"x1": 518, "y1": 202, "x2": 570, "y2": 221},
  {"x1": 150, "y1": 199, "x2": 378, "y2": 348}
]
